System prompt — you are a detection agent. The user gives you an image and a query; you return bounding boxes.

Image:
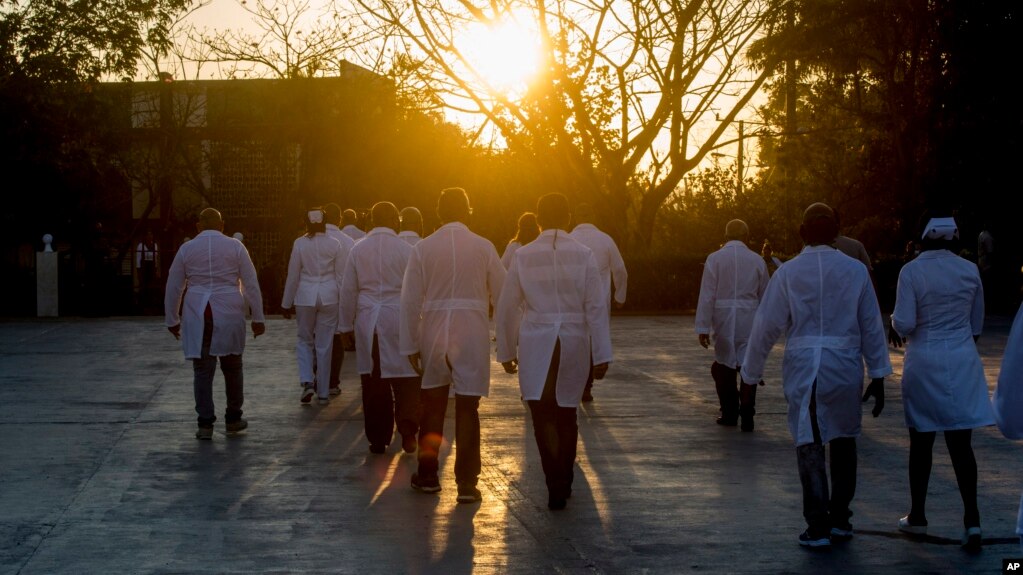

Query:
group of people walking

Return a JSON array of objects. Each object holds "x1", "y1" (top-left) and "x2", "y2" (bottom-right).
[
  {"x1": 162, "y1": 193, "x2": 1021, "y2": 550},
  {"x1": 164, "y1": 188, "x2": 627, "y2": 510},
  {"x1": 694, "y1": 202, "x2": 1022, "y2": 552}
]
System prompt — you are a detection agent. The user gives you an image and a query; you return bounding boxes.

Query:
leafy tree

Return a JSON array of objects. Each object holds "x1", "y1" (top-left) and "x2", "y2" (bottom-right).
[{"x1": 356, "y1": 0, "x2": 784, "y2": 253}]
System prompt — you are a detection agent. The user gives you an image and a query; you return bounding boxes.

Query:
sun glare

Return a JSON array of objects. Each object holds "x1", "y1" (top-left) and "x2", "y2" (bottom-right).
[{"x1": 459, "y1": 14, "x2": 542, "y2": 93}]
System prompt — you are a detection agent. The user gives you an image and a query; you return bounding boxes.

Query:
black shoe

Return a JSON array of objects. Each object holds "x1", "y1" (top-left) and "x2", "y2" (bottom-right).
[
  {"x1": 716, "y1": 415, "x2": 738, "y2": 426},
  {"x1": 740, "y1": 416, "x2": 754, "y2": 432},
  {"x1": 798, "y1": 529, "x2": 831, "y2": 548},
  {"x1": 195, "y1": 426, "x2": 213, "y2": 440},
  {"x1": 411, "y1": 473, "x2": 441, "y2": 493},
  {"x1": 456, "y1": 485, "x2": 482, "y2": 504},
  {"x1": 547, "y1": 496, "x2": 567, "y2": 510},
  {"x1": 369, "y1": 444, "x2": 386, "y2": 454},
  {"x1": 401, "y1": 433, "x2": 417, "y2": 454},
  {"x1": 225, "y1": 419, "x2": 248, "y2": 436},
  {"x1": 581, "y1": 390, "x2": 594, "y2": 402}
]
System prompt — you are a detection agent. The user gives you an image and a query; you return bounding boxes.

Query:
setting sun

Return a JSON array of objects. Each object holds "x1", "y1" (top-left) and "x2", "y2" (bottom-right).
[{"x1": 458, "y1": 13, "x2": 542, "y2": 93}]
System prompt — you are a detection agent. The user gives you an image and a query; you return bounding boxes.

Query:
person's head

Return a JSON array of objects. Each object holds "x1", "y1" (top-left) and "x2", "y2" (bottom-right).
[
  {"x1": 371, "y1": 201, "x2": 401, "y2": 232},
  {"x1": 761, "y1": 239, "x2": 773, "y2": 257},
  {"x1": 437, "y1": 187, "x2": 471, "y2": 224},
  {"x1": 536, "y1": 193, "x2": 571, "y2": 231},
  {"x1": 305, "y1": 207, "x2": 326, "y2": 237},
  {"x1": 799, "y1": 202, "x2": 838, "y2": 246},
  {"x1": 917, "y1": 211, "x2": 960, "y2": 252},
  {"x1": 197, "y1": 208, "x2": 224, "y2": 233},
  {"x1": 573, "y1": 203, "x2": 595, "y2": 227},
  {"x1": 342, "y1": 208, "x2": 359, "y2": 227},
  {"x1": 324, "y1": 203, "x2": 342, "y2": 226},
  {"x1": 725, "y1": 219, "x2": 749, "y2": 242},
  {"x1": 400, "y1": 206, "x2": 423, "y2": 235},
  {"x1": 512, "y1": 212, "x2": 540, "y2": 244}
]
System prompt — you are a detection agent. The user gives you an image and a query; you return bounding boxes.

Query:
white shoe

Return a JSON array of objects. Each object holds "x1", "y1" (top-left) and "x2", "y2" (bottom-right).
[
  {"x1": 300, "y1": 384, "x2": 314, "y2": 404},
  {"x1": 898, "y1": 515, "x2": 927, "y2": 535},
  {"x1": 317, "y1": 396, "x2": 330, "y2": 406}
]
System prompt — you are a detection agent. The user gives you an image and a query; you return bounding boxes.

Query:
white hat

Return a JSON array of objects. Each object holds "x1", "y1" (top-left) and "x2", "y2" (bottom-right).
[
  {"x1": 921, "y1": 217, "x2": 959, "y2": 241},
  {"x1": 308, "y1": 210, "x2": 324, "y2": 224}
]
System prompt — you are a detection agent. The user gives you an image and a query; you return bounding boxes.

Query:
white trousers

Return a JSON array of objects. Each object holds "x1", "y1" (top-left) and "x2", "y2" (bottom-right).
[{"x1": 295, "y1": 303, "x2": 338, "y2": 398}]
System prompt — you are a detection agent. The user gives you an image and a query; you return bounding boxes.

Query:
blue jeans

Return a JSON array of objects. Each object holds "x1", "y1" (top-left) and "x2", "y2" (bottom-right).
[{"x1": 193, "y1": 314, "x2": 244, "y2": 427}]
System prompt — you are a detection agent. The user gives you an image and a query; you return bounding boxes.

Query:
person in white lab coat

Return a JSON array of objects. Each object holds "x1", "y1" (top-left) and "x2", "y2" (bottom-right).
[
  {"x1": 496, "y1": 193, "x2": 612, "y2": 510},
  {"x1": 740, "y1": 202, "x2": 891, "y2": 548},
  {"x1": 340, "y1": 202, "x2": 420, "y2": 455},
  {"x1": 341, "y1": 208, "x2": 367, "y2": 241},
  {"x1": 324, "y1": 203, "x2": 356, "y2": 396},
  {"x1": 695, "y1": 219, "x2": 769, "y2": 430},
  {"x1": 165, "y1": 208, "x2": 265, "y2": 440},
  {"x1": 569, "y1": 203, "x2": 627, "y2": 402},
  {"x1": 282, "y1": 208, "x2": 345, "y2": 405},
  {"x1": 400, "y1": 188, "x2": 506, "y2": 502},
  {"x1": 398, "y1": 206, "x2": 424, "y2": 245},
  {"x1": 889, "y1": 215, "x2": 994, "y2": 552},
  {"x1": 501, "y1": 211, "x2": 539, "y2": 269},
  {"x1": 993, "y1": 302, "x2": 1023, "y2": 553}
]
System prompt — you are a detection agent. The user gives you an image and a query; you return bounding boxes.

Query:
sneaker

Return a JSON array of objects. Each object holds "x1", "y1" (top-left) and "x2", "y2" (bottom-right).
[
  {"x1": 830, "y1": 524, "x2": 853, "y2": 540},
  {"x1": 225, "y1": 419, "x2": 248, "y2": 436},
  {"x1": 195, "y1": 426, "x2": 213, "y2": 440},
  {"x1": 329, "y1": 386, "x2": 341, "y2": 396},
  {"x1": 411, "y1": 473, "x2": 441, "y2": 493},
  {"x1": 369, "y1": 444, "x2": 386, "y2": 454},
  {"x1": 456, "y1": 486, "x2": 482, "y2": 504},
  {"x1": 300, "y1": 384, "x2": 314, "y2": 404},
  {"x1": 961, "y1": 526, "x2": 982, "y2": 551},
  {"x1": 798, "y1": 530, "x2": 831, "y2": 548},
  {"x1": 401, "y1": 433, "x2": 417, "y2": 454},
  {"x1": 317, "y1": 396, "x2": 330, "y2": 406},
  {"x1": 547, "y1": 496, "x2": 567, "y2": 510},
  {"x1": 898, "y1": 515, "x2": 927, "y2": 535}
]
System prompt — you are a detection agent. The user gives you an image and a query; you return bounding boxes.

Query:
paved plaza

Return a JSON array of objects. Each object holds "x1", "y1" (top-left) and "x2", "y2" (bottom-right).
[{"x1": 1, "y1": 314, "x2": 1021, "y2": 574}]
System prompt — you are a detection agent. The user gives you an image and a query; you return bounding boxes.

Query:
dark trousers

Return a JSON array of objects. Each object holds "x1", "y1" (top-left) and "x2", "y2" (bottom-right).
[
  {"x1": 908, "y1": 427, "x2": 979, "y2": 528},
  {"x1": 360, "y1": 334, "x2": 420, "y2": 447},
  {"x1": 417, "y1": 382, "x2": 481, "y2": 488},
  {"x1": 528, "y1": 340, "x2": 578, "y2": 499},
  {"x1": 796, "y1": 380, "x2": 857, "y2": 535},
  {"x1": 711, "y1": 361, "x2": 739, "y2": 420},
  {"x1": 329, "y1": 333, "x2": 345, "y2": 390},
  {"x1": 192, "y1": 312, "x2": 243, "y2": 427}
]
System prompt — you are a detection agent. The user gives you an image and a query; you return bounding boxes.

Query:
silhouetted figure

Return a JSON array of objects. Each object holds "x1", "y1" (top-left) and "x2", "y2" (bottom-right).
[
  {"x1": 501, "y1": 211, "x2": 539, "y2": 269},
  {"x1": 399, "y1": 206, "x2": 424, "y2": 245},
  {"x1": 324, "y1": 203, "x2": 356, "y2": 395}
]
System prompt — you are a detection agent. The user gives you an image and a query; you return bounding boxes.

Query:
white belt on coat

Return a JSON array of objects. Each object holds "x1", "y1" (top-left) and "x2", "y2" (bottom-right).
[
  {"x1": 714, "y1": 298, "x2": 759, "y2": 310},
  {"x1": 525, "y1": 311, "x2": 586, "y2": 324},
  {"x1": 423, "y1": 298, "x2": 488, "y2": 313},
  {"x1": 359, "y1": 295, "x2": 399, "y2": 331},
  {"x1": 916, "y1": 327, "x2": 973, "y2": 342},
  {"x1": 785, "y1": 335, "x2": 860, "y2": 350}
]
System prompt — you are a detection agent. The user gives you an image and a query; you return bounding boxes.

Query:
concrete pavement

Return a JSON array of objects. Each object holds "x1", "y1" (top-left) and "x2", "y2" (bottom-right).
[{"x1": 1, "y1": 314, "x2": 1021, "y2": 574}]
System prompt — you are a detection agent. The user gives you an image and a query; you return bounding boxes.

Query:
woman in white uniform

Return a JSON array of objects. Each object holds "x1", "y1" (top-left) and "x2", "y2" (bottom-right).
[
  {"x1": 890, "y1": 215, "x2": 994, "y2": 551},
  {"x1": 282, "y1": 208, "x2": 345, "y2": 405},
  {"x1": 501, "y1": 212, "x2": 539, "y2": 269}
]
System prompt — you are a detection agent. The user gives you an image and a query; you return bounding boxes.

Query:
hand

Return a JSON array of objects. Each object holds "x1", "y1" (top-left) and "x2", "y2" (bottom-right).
[
  {"x1": 888, "y1": 324, "x2": 904, "y2": 348},
  {"x1": 168, "y1": 324, "x2": 181, "y2": 340},
  {"x1": 501, "y1": 359, "x2": 518, "y2": 374},
  {"x1": 592, "y1": 362, "x2": 609, "y2": 380},
  {"x1": 862, "y1": 377, "x2": 885, "y2": 417},
  {"x1": 341, "y1": 332, "x2": 355, "y2": 350},
  {"x1": 282, "y1": 306, "x2": 293, "y2": 320},
  {"x1": 408, "y1": 353, "x2": 424, "y2": 376},
  {"x1": 251, "y1": 322, "x2": 265, "y2": 338},
  {"x1": 698, "y1": 334, "x2": 710, "y2": 349},
  {"x1": 739, "y1": 376, "x2": 765, "y2": 387},
  {"x1": 613, "y1": 300, "x2": 625, "y2": 310}
]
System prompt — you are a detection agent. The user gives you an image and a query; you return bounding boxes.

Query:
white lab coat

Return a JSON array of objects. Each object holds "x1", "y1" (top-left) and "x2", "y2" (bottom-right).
[
  {"x1": 501, "y1": 241, "x2": 523, "y2": 270},
  {"x1": 326, "y1": 223, "x2": 356, "y2": 270},
  {"x1": 892, "y1": 249, "x2": 994, "y2": 432},
  {"x1": 695, "y1": 240, "x2": 769, "y2": 369},
  {"x1": 400, "y1": 222, "x2": 506, "y2": 394},
  {"x1": 281, "y1": 233, "x2": 345, "y2": 311},
  {"x1": 994, "y1": 303, "x2": 1023, "y2": 440},
  {"x1": 342, "y1": 225, "x2": 366, "y2": 241},
  {"x1": 164, "y1": 230, "x2": 265, "y2": 359},
  {"x1": 569, "y1": 223, "x2": 628, "y2": 305},
  {"x1": 398, "y1": 230, "x2": 421, "y2": 246},
  {"x1": 740, "y1": 245, "x2": 891, "y2": 447},
  {"x1": 496, "y1": 229, "x2": 612, "y2": 407},
  {"x1": 340, "y1": 227, "x2": 417, "y2": 378}
]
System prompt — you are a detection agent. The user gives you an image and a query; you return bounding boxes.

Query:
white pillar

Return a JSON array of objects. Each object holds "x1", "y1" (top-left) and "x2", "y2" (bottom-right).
[{"x1": 37, "y1": 234, "x2": 58, "y2": 317}]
